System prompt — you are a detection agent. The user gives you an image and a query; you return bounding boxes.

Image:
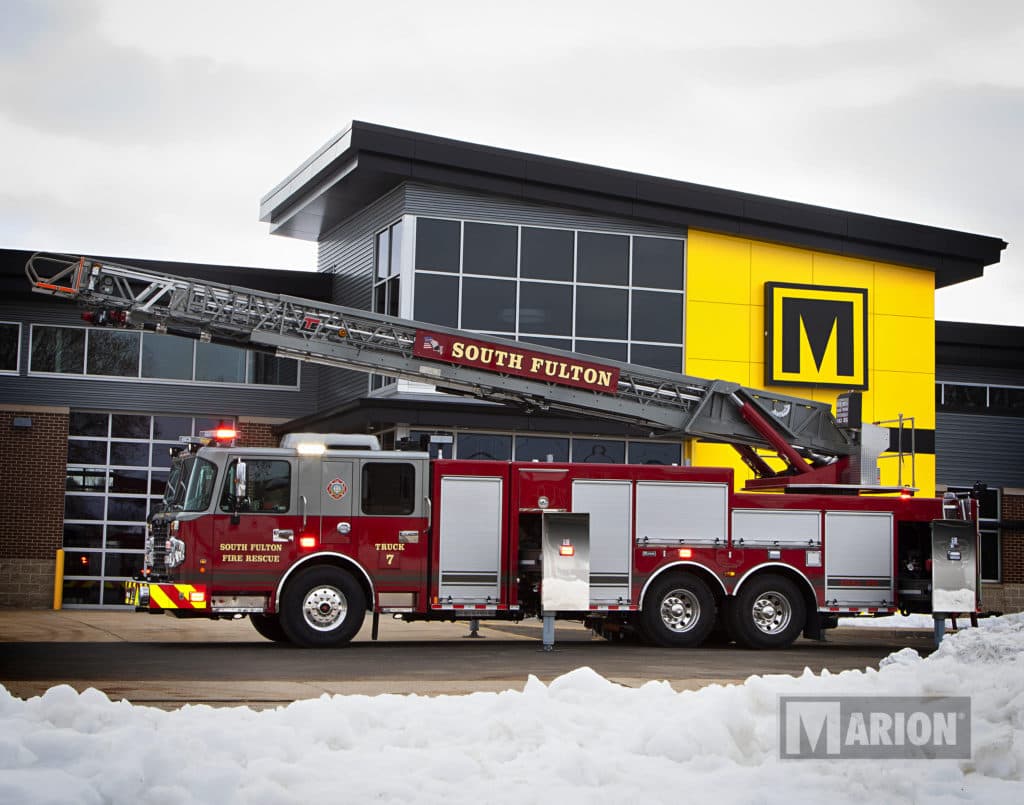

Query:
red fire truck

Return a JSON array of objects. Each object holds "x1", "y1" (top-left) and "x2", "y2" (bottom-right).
[{"x1": 27, "y1": 254, "x2": 981, "y2": 649}]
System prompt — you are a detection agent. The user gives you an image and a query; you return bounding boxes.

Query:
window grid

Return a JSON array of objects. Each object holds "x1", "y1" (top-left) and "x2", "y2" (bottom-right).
[
  {"x1": 27, "y1": 324, "x2": 299, "y2": 388},
  {"x1": 411, "y1": 217, "x2": 685, "y2": 372},
  {"x1": 407, "y1": 428, "x2": 682, "y2": 465},
  {"x1": 63, "y1": 413, "x2": 233, "y2": 607},
  {"x1": 937, "y1": 381, "x2": 1024, "y2": 417}
]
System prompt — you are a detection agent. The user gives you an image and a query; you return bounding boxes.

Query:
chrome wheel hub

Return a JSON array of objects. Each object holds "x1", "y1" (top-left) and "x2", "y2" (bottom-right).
[
  {"x1": 752, "y1": 592, "x2": 791, "y2": 634},
  {"x1": 660, "y1": 589, "x2": 700, "y2": 633},
  {"x1": 302, "y1": 585, "x2": 348, "y2": 631}
]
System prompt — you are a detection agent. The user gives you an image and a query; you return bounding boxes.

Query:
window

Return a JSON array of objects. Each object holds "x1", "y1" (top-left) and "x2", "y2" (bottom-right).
[
  {"x1": 412, "y1": 217, "x2": 685, "y2": 373},
  {"x1": 937, "y1": 383, "x2": 1024, "y2": 418},
  {"x1": 457, "y1": 433, "x2": 512, "y2": 460},
  {"x1": 373, "y1": 220, "x2": 405, "y2": 390},
  {"x1": 362, "y1": 463, "x2": 416, "y2": 515},
  {"x1": 219, "y1": 459, "x2": 290, "y2": 513},
  {"x1": 87, "y1": 330, "x2": 140, "y2": 377},
  {"x1": 628, "y1": 442, "x2": 681, "y2": 465},
  {"x1": 572, "y1": 438, "x2": 625, "y2": 464},
  {"x1": 31, "y1": 325, "x2": 85, "y2": 373},
  {"x1": 515, "y1": 435, "x2": 569, "y2": 462},
  {"x1": 577, "y1": 232, "x2": 628, "y2": 285},
  {"x1": 464, "y1": 222, "x2": 517, "y2": 277},
  {"x1": 632, "y1": 236, "x2": 684, "y2": 290},
  {"x1": 462, "y1": 277, "x2": 516, "y2": 332},
  {"x1": 0, "y1": 322, "x2": 20, "y2": 373},
  {"x1": 521, "y1": 227, "x2": 573, "y2": 281},
  {"x1": 414, "y1": 273, "x2": 459, "y2": 327},
  {"x1": 415, "y1": 218, "x2": 460, "y2": 273},
  {"x1": 30, "y1": 325, "x2": 297, "y2": 386}
]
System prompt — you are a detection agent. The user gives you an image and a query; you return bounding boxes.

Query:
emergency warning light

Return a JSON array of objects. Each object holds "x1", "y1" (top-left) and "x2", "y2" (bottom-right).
[{"x1": 199, "y1": 422, "x2": 238, "y2": 446}]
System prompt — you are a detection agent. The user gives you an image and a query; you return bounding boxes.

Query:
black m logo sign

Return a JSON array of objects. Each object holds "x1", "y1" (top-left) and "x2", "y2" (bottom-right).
[{"x1": 766, "y1": 283, "x2": 868, "y2": 389}]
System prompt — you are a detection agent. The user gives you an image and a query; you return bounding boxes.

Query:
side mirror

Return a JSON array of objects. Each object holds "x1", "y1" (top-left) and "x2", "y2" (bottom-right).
[{"x1": 231, "y1": 460, "x2": 247, "y2": 525}]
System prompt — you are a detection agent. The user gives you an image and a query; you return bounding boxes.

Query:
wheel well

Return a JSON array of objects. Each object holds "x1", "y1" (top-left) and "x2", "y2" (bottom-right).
[
  {"x1": 641, "y1": 563, "x2": 727, "y2": 611},
  {"x1": 731, "y1": 565, "x2": 816, "y2": 616},
  {"x1": 274, "y1": 554, "x2": 374, "y2": 613}
]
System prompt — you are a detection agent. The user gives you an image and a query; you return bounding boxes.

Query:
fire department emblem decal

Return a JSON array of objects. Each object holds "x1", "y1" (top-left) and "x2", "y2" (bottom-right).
[{"x1": 326, "y1": 478, "x2": 348, "y2": 500}]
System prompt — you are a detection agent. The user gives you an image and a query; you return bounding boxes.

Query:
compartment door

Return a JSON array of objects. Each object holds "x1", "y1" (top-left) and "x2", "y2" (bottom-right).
[
  {"x1": 572, "y1": 479, "x2": 632, "y2": 604},
  {"x1": 438, "y1": 476, "x2": 503, "y2": 604},
  {"x1": 824, "y1": 511, "x2": 894, "y2": 607}
]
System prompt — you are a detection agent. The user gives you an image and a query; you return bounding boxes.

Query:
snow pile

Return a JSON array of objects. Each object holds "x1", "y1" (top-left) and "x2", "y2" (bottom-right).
[{"x1": 2, "y1": 616, "x2": 1023, "y2": 804}]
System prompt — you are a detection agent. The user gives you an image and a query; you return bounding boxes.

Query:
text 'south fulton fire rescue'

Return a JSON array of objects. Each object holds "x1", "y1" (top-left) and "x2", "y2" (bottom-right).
[{"x1": 26, "y1": 253, "x2": 982, "y2": 649}]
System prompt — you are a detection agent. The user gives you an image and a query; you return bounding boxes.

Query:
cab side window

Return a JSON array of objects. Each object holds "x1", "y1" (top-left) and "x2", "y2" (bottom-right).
[
  {"x1": 362, "y1": 462, "x2": 416, "y2": 515},
  {"x1": 220, "y1": 459, "x2": 292, "y2": 513}
]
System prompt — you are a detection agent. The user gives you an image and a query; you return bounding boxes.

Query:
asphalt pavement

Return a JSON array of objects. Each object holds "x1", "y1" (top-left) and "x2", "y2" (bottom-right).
[{"x1": 0, "y1": 610, "x2": 938, "y2": 707}]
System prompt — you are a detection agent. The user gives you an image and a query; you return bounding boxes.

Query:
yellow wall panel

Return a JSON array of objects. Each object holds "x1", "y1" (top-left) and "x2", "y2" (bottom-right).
[
  {"x1": 811, "y1": 252, "x2": 875, "y2": 295},
  {"x1": 871, "y1": 370, "x2": 935, "y2": 429},
  {"x1": 874, "y1": 264, "x2": 934, "y2": 318},
  {"x1": 686, "y1": 231, "x2": 750, "y2": 304},
  {"x1": 685, "y1": 301, "x2": 750, "y2": 361},
  {"x1": 685, "y1": 357, "x2": 750, "y2": 386},
  {"x1": 749, "y1": 242, "x2": 813, "y2": 304},
  {"x1": 874, "y1": 315, "x2": 935, "y2": 372}
]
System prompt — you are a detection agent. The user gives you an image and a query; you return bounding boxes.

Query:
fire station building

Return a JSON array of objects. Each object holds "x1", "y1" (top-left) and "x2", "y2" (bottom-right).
[{"x1": 2, "y1": 122, "x2": 1021, "y2": 612}]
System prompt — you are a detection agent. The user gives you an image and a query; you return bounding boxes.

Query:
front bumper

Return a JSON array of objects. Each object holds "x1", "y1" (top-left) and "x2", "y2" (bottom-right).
[{"x1": 125, "y1": 579, "x2": 209, "y2": 610}]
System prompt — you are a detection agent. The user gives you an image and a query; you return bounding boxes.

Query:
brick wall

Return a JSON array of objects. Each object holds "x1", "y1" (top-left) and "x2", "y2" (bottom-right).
[
  {"x1": 1002, "y1": 492, "x2": 1023, "y2": 583},
  {"x1": 237, "y1": 418, "x2": 279, "y2": 448},
  {"x1": 0, "y1": 407, "x2": 68, "y2": 608}
]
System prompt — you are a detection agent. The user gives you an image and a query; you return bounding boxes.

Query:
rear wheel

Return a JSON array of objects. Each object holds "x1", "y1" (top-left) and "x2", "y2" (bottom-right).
[
  {"x1": 729, "y1": 573, "x2": 806, "y2": 649},
  {"x1": 250, "y1": 613, "x2": 289, "y2": 643},
  {"x1": 280, "y1": 566, "x2": 366, "y2": 648},
  {"x1": 641, "y1": 572, "x2": 716, "y2": 647}
]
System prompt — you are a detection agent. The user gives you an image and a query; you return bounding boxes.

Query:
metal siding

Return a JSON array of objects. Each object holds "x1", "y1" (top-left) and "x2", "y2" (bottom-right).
[
  {"x1": 937, "y1": 364, "x2": 1024, "y2": 386},
  {"x1": 731, "y1": 509, "x2": 821, "y2": 548},
  {"x1": 936, "y1": 412, "x2": 1024, "y2": 487},
  {"x1": 824, "y1": 511, "x2": 894, "y2": 607},
  {"x1": 438, "y1": 475, "x2": 503, "y2": 602},
  {"x1": 316, "y1": 186, "x2": 406, "y2": 409},
  {"x1": 0, "y1": 301, "x2": 318, "y2": 419},
  {"x1": 572, "y1": 479, "x2": 631, "y2": 603},
  {"x1": 403, "y1": 182, "x2": 686, "y2": 236}
]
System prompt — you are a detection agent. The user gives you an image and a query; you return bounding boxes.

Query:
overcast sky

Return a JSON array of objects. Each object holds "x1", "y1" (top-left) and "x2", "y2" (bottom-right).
[{"x1": 1, "y1": 0, "x2": 1021, "y2": 325}]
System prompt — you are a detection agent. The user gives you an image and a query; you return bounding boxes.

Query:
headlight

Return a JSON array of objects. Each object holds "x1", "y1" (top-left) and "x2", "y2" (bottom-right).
[{"x1": 165, "y1": 536, "x2": 186, "y2": 568}]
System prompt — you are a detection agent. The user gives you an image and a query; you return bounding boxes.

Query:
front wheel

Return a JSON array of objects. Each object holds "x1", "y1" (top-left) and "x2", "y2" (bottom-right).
[
  {"x1": 728, "y1": 573, "x2": 806, "y2": 649},
  {"x1": 641, "y1": 572, "x2": 716, "y2": 647},
  {"x1": 279, "y1": 566, "x2": 367, "y2": 648}
]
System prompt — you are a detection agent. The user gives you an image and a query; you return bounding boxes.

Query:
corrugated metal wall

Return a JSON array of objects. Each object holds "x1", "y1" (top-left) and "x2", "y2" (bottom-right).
[
  {"x1": 314, "y1": 181, "x2": 687, "y2": 410},
  {"x1": 938, "y1": 364, "x2": 1024, "y2": 386},
  {"x1": 936, "y1": 412, "x2": 1024, "y2": 487},
  {"x1": 0, "y1": 301, "x2": 318, "y2": 420}
]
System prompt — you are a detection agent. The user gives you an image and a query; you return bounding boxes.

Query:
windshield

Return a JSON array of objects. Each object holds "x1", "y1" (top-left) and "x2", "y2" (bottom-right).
[{"x1": 163, "y1": 455, "x2": 218, "y2": 511}]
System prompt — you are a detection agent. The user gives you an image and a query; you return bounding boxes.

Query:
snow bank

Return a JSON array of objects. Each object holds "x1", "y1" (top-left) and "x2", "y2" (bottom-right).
[{"x1": 2, "y1": 615, "x2": 1023, "y2": 804}]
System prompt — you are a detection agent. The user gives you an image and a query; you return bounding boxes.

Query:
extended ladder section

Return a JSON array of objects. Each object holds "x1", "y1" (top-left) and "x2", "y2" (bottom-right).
[{"x1": 27, "y1": 253, "x2": 870, "y2": 486}]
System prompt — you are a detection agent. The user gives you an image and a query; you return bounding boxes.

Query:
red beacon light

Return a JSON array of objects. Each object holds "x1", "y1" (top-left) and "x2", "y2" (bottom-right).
[{"x1": 199, "y1": 422, "x2": 238, "y2": 446}]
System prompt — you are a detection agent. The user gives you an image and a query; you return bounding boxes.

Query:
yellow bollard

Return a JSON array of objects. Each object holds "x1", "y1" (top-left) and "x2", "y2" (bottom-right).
[{"x1": 53, "y1": 549, "x2": 64, "y2": 610}]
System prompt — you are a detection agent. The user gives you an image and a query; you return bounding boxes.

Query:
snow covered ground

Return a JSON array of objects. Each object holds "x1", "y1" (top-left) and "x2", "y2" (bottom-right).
[{"x1": 2, "y1": 615, "x2": 1022, "y2": 805}]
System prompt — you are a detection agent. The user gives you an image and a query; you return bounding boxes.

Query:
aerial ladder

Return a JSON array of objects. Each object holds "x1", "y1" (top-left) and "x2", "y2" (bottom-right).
[{"x1": 26, "y1": 252, "x2": 892, "y2": 491}]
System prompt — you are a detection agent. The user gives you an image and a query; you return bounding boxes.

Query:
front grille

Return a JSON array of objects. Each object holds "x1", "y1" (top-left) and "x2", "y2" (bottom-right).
[{"x1": 147, "y1": 519, "x2": 170, "y2": 576}]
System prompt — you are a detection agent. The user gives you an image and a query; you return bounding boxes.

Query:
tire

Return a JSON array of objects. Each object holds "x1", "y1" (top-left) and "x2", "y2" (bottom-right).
[
  {"x1": 641, "y1": 572, "x2": 716, "y2": 647},
  {"x1": 729, "y1": 573, "x2": 806, "y2": 650},
  {"x1": 250, "y1": 613, "x2": 289, "y2": 643},
  {"x1": 279, "y1": 566, "x2": 367, "y2": 648}
]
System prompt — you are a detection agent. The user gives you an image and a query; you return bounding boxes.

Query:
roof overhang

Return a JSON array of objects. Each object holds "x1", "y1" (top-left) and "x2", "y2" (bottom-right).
[{"x1": 261, "y1": 121, "x2": 1007, "y2": 288}]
